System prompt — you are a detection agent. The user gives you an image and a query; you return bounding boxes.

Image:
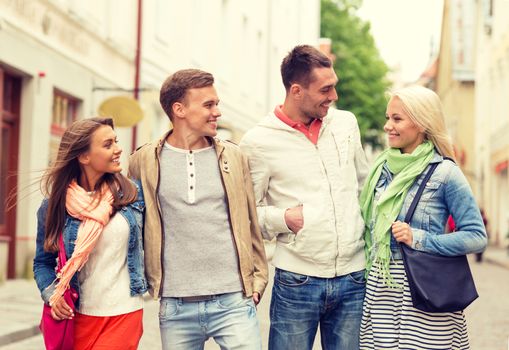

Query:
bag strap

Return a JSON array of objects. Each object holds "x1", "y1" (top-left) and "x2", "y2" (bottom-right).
[
  {"x1": 57, "y1": 234, "x2": 67, "y2": 271},
  {"x1": 403, "y1": 162, "x2": 439, "y2": 224}
]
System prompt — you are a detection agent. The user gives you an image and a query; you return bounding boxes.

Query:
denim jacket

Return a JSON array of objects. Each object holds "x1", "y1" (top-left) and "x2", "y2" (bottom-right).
[
  {"x1": 33, "y1": 180, "x2": 147, "y2": 305},
  {"x1": 372, "y1": 152, "x2": 487, "y2": 260}
]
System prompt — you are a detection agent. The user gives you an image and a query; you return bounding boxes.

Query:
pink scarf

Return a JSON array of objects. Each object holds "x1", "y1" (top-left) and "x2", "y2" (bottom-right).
[{"x1": 49, "y1": 180, "x2": 114, "y2": 306}]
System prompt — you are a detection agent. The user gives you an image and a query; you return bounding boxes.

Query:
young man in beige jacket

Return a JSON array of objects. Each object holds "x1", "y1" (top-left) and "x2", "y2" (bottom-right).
[{"x1": 129, "y1": 69, "x2": 268, "y2": 350}]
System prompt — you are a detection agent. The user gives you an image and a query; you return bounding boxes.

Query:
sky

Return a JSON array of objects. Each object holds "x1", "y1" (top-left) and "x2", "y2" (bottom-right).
[{"x1": 357, "y1": 0, "x2": 444, "y2": 83}]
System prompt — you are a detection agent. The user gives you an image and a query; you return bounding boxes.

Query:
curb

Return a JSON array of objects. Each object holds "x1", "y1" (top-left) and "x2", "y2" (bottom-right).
[
  {"x1": 0, "y1": 325, "x2": 39, "y2": 347},
  {"x1": 484, "y1": 256, "x2": 509, "y2": 270}
]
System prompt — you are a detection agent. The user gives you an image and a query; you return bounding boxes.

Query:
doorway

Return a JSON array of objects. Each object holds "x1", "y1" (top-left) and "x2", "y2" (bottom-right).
[{"x1": 0, "y1": 68, "x2": 21, "y2": 278}]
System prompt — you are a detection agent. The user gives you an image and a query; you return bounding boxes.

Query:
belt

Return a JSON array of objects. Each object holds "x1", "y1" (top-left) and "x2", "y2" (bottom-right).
[{"x1": 179, "y1": 294, "x2": 219, "y2": 302}]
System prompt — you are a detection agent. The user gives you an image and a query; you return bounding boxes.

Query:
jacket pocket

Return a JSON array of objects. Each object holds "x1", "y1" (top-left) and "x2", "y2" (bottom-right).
[{"x1": 293, "y1": 203, "x2": 334, "y2": 262}]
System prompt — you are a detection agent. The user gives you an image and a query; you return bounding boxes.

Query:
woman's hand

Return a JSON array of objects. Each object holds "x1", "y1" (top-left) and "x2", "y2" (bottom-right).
[
  {"x1": 50, "y1": 297, "x2": 74, "y2": 320},
  {"x1": 391, "y1": 221, "x2": 413, "y2": 246}
]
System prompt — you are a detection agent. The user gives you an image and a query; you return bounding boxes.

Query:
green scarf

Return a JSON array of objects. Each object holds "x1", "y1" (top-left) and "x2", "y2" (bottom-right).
[{"x1": 359, "y1": 141, "x2": 435, "y2": 286}]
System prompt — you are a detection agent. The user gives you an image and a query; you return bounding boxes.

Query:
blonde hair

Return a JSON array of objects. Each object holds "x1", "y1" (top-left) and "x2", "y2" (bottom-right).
[{"x1": 390, "y1": 85, "x2": 455, "y2": 160}]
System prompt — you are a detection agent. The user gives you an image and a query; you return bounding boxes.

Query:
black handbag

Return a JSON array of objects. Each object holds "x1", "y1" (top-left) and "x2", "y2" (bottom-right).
[{"x1": 399, "y1": 162, "x2": 479, "y2": 313}]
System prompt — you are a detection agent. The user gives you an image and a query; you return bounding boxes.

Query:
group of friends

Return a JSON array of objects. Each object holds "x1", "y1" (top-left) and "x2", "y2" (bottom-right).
[{"x1": 33, "y1": 44, "x2": 488, "y2": 350}]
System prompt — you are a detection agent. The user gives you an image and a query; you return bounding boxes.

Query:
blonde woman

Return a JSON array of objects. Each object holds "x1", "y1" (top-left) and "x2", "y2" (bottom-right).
[{"x1": 359, "y1": 86, "x2": 487, "y2": 349}]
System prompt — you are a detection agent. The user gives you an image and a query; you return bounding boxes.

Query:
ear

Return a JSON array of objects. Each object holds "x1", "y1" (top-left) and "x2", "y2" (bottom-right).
[
  {"x1": 78, "y1": 152, "x2": 90, "y2": 166},
  {"x1": 289, "y1": 84, "x2": 302, "y2": 99},
  {"x1": 172, "y1": 102, "x2": 186, "y2": 120}
]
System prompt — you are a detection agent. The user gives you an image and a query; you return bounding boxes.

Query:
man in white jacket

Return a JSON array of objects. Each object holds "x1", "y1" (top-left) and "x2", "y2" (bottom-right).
[{"x1": 240, "y1": 45, "x2": 369, "y2": 350}]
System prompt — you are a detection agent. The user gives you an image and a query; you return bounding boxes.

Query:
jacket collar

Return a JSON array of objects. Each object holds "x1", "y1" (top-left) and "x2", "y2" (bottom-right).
[
  {"x1": 429, "y1": 151, "x2": 444, "y2": 164},
  {"x1": 154, "y1": 129, "x2": 224, "y2": 158}
]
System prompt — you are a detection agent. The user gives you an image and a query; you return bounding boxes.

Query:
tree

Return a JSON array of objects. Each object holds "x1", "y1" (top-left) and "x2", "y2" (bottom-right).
[{"x1": 321, "y1": 0, "x2": 390, "y2": 147}]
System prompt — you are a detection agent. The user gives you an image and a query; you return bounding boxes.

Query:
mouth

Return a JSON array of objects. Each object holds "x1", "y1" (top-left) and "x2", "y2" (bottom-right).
[
  {"x1": 207, "y1": 119, "x2": 218, "y2": 126},
  {"x1": 112, "y1": 157, "x2": 121, "y2": 164}
]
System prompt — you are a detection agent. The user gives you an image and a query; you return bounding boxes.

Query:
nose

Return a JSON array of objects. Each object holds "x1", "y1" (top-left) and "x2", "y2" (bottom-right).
[
  {"x1": 114, "y1": 143, "x2": 122, "y2": 155},
  {"x1": 330, "y1": 88, "x2": 338, "y2": 102},
  {"x1": 213, "y1": 105, "x2": 221, "y2": 118},
  {"x1": 383, "y1": 119, "x2": 392, "y2": 133}
]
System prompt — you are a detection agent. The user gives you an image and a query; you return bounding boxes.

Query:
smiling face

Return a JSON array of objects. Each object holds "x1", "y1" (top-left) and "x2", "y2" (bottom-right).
[
  {"x1": 297, "y1": 67, "x2": 338, "y2": 121},
  {"x1": 384, "y1": 96, "x2": 426, "y2": 154},
  {"x1": 178, "y1": 85, "x2": 221, "y2": 138},
  {"x1": 78, "y1": 125, "x2": 122, "y2": 187}
]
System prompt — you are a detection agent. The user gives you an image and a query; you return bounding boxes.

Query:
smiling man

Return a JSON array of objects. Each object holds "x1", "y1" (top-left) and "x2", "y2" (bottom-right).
[
  {"x1": 240, "y1": 45, "x2": 369, "y2": 350},
  {"x1": 128, "y1": 69, "x2": 268, "y2": 350}
]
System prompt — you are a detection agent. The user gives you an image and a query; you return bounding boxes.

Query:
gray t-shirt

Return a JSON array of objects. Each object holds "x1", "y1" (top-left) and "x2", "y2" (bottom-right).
[{"x1": 159, "y1": 143, "x2": 242, "y2": 297}]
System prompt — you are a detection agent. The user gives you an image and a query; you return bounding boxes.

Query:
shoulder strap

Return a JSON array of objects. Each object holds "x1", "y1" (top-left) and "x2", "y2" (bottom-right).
[
  {"x1": 403, "y1": 162, "x2": 439, "y2": 224},
  {"x1": 58, "y1": 234, "x2": 67, "y2": 270}
]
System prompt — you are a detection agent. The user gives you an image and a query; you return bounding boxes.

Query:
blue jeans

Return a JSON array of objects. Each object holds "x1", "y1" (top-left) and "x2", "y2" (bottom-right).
[
  {"x1": 159, "y1": 292, "x2": 262, "y2": 350},
  {"x1": 269, "y1": 268, "x2": 366, "y2": 350}
]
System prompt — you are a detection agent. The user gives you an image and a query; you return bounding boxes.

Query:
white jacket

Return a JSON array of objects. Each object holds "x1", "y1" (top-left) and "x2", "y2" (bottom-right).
[{"x1": 240, "y1": 108, "x2": 369, "y2": 277}]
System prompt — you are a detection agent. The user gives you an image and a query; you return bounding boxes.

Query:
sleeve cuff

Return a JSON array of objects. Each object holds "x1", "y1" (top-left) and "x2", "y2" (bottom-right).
[
  {"x1": 412, "y1": 228, "x2": 426, "y2": 250},
  {"x1": 42, "y1": 283, "x2": 56, "y2": 305},
  {"x1": 265, "y1": 207, "x2": 292, "y2": 236}
]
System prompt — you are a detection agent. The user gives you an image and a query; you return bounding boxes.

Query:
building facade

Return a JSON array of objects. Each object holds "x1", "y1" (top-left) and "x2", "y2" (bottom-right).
[
  {"x1": 435, "y1": 0, "x2": 477, "y2": 187},
  {"x1": 474, "y1": 0, "x2": 509, "y2": 247}
]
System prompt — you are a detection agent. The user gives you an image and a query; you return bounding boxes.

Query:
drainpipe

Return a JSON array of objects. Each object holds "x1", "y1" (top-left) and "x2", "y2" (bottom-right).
[{"x1": 132, "y1": 0, "x2": 143, "y2": 152}]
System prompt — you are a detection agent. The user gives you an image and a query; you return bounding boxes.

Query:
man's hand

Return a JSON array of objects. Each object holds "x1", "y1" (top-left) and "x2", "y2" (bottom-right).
[
  {"x1": 252, "y1": 292, "x2": 260, "y2": 305},
  {"x1": 285, "y1": 205, "x2": 304, "y2": 234},
  {"x1": 391, "y1": 221, "x2": 413, "y2": 246}
]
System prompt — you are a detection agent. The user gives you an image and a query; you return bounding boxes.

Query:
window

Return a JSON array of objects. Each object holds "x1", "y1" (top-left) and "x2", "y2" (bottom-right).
[{"x1": 49, "y1": 89, "x2": 80, "y2": 162}]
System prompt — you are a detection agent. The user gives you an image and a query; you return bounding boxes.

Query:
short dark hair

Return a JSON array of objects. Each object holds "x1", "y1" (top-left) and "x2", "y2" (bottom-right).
[
  {"x1": 160, "y1": 69, "x2": 215, "y2": 120},
  {"x1": 280, "y1": 45, "x2": 332, "y2": 91}
]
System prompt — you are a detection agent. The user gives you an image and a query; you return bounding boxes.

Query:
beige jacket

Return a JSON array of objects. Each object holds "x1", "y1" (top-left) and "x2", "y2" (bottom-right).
[{"x1": 128, "y1": 131, "x2": 268, "y2": 299}]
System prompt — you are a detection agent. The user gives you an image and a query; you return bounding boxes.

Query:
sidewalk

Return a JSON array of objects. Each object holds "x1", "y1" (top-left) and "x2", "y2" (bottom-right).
[
  {"x1": 0, "y1": 279, "x2": 41, "y2": 347},
  {"x1": 482, "y1": 244, "x2": 509, "y2": 269},
  {"x1": 0, "y1": 243, "x2": 506, "y2": 348}
]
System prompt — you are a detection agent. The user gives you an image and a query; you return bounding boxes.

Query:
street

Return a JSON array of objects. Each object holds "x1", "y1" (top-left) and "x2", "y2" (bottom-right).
[{"x1": 1, "y1": 257, "x2": 507, "y2": 350}]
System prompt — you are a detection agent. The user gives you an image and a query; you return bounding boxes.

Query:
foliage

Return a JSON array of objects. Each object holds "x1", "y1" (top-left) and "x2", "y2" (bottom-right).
[{"x1": 321, "y1": 0, "x2": 391, "y2": 147}]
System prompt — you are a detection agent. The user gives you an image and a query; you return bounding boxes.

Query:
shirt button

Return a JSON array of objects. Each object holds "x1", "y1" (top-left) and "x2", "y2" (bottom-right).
[
  {"x1": 189, "y1": 162, "x2": 193, "y2": 166},
  {"x1": 415, "y1": 241, "x2": 422, "y2": 249},
  {"x1": 190, "y1": 186, "x2": 194, "y2": 190},
  {"x1": 190, "y1": 173, "x2": 194, "y2": 177}
]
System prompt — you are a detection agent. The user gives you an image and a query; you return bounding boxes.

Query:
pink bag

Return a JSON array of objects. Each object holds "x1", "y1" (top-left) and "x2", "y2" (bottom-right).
[{"x1": 39, "y1": 235, "x2": 78, "y2": 350}]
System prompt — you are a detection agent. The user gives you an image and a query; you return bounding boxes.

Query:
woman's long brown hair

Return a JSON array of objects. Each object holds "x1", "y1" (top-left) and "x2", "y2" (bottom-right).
[{"x1": 42, "y1": 117, "x2": 138, "y2": 252}]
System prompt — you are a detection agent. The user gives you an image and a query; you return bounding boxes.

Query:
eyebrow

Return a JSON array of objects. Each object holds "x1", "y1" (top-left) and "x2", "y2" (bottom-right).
[
  {"x1": 203, "y1": 98, "x2": 219, "y2": 105},
  {"x1": 102, "y1": 136, "x2": 116, "y2": 144},
  {"x1": 321, "y1": 83, "x2": 336, "y2": 90}
]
